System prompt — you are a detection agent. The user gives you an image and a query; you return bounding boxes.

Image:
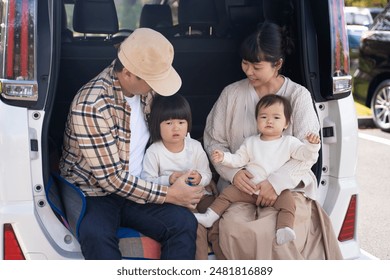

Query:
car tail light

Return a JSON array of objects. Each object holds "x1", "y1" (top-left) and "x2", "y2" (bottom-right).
[
  {"x1": 338, "y1": 194, "x2": 357, "y2": 241},
  {"x1": 333, "y1": 75, "x2": 352, "y2": 95},
  {"x1": 0, "y1": 0, "x2": 38, "y2": 101},
  {"x1": 3, "y1": 223, "x2": 25, "y2": 260},
  {"x1": 329, "y1": 1, "x2": 352, "y2": 97}
]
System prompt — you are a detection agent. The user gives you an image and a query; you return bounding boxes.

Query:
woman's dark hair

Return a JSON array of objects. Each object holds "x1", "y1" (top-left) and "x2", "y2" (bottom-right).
[
  {"x1": 149, "y1": 94, "x2": 192, "y2": 143},
  {"x1": 239, "y1": 21, "x2": 294, "y2": 65},
  {"x1": 255, "y1": 94, "x2": 292, "y2": 125}
]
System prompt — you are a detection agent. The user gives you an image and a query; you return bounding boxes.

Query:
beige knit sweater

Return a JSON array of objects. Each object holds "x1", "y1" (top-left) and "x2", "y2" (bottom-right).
[{"x1": 203, "y1": 77, "x2": 320, "y2": 200}]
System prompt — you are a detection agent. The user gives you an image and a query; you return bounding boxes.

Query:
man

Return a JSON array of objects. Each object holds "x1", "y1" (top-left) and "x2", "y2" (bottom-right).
[{"x1": 59, "y1": 28, "x2": 203, "y2": 260}]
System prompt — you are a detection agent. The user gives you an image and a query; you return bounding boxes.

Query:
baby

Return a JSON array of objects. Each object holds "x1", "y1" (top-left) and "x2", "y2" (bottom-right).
[{"x1": 194, "y1": 95, "x2": 320, "y2": 245}]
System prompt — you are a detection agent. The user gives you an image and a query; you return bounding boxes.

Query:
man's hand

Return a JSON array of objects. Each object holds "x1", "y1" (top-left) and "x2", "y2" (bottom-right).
[
  {"x1": 166, "y1": 172, "x2": 203, "y2": 210},
  {"x1": 232, "y1": 169, "x2": 256, "y2": 195},
  {"x1": 255, "y1": 180, "x2": 278, "y2": 207}
]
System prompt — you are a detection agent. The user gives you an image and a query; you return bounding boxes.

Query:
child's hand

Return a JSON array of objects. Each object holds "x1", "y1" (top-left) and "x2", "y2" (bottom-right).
[
  {"x1": 306, "y1": 133, "x2": 320, "y2": 144},
  {"x1": 187, "y1": 170, "x2": 201, "y2": 186},
  {"x1": 169, "y1": 171, "x2": 184, "y2": 185},
  {"x1": 253, "y1": 184, "x2": 261, "y2": 195},
  {"x1": 211, "y1": 150, "x2": 224, "y2": 163}
]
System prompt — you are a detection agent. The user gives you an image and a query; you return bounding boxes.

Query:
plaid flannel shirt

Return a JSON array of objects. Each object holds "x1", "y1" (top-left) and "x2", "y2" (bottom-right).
[{"x1": 59, "y1": 62, "x2": 167, "y2": 204}]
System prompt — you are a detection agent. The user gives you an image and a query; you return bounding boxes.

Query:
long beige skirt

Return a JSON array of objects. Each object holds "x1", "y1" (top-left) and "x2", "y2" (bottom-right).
[{"x1": 218, "y1": 192, "x2": 343, "y2": 260}]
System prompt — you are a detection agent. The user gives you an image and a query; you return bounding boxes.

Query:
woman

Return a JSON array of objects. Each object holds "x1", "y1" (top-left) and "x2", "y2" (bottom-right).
[{"x1": 203, "y1": 22, "x2": 343, "y2": 259}]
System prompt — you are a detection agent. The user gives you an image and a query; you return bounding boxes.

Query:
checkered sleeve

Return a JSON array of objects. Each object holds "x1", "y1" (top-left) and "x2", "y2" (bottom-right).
[{"x1": 71, "y1": 102, "x2": 167, "y2": 204}]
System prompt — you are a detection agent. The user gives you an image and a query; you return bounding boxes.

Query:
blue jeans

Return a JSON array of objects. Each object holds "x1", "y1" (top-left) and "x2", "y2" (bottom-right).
[{"x1": 78, "y1": 194, "x2": 197, "y2": 260}]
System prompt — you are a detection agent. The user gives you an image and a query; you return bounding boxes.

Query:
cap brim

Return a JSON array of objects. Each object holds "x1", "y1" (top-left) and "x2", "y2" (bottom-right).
[{"x1": 145, "y1": 67, "x2": 182, "y2": 96}]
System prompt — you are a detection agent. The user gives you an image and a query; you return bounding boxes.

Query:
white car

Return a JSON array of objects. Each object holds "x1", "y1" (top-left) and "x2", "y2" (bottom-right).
[
  {"x1": 0, "y1": 0, "x2": 372, "y2": 260},
  {"x1": 344, "y1": 6, "x2": 374, "y2": 27}
]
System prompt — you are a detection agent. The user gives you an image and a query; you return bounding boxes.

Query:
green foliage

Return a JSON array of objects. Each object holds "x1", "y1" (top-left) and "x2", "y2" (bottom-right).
[
  {"x1": 116, "y1": 0, "x2": 145, "y2": 30},
  {"x1": 345, "y1": 0, "x2": 388, "y2": 8}
]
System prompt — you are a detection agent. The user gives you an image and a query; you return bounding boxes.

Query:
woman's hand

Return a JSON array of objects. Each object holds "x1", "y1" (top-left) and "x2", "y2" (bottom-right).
[
  {"x1": 256, "y1": 180, "x2": 278, "y2": 207},
  {"x1": 232, "y1": 169, "x2": 256, "y2": 195}
]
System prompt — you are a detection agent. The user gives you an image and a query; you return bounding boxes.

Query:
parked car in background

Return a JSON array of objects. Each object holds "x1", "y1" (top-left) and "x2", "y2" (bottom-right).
[
  {"x1": 347, "y1": 24, "x2": 367, "y2": 58},
  {"x1": 368, "y1": 7, "x2": 384, "y2": 20},
  {"x1": 344, "y1": 7, "x2": 374, "y2": 71},
  {"x1": 344, "y1": 6, "x2": 373, "y2": 27},
  {"x1": 353, "y1": 3, "x2": 390, "y2": 132}
]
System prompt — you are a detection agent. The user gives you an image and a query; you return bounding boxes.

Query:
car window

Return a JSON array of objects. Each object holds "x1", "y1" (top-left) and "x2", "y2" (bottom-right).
[
  {"x1": 345, "y1": 12, "x2": 352, "y2": 24},
  {"x1": 64, "y1": 0, "x2": 180, "y2": 34},
  {"x1": 370, "y1": 5, "x2": 390, "y2": 31}
]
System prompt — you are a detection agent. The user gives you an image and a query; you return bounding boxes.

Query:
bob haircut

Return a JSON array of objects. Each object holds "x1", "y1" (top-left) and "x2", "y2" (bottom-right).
[
  {"x1": 255, "y1": 94, "x2": 292, "y2": 126},
  {"x1": 149, "y1": 94, "x2": 192, "y2": 143}
]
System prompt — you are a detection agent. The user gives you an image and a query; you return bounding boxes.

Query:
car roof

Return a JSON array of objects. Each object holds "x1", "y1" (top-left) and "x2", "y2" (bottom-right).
[
  {"x1": 346, "y1": 25, "x2": 369, "y2": 31},
  {"x1": 344, "y1": 6, "x2": 372, "y2": 14}
]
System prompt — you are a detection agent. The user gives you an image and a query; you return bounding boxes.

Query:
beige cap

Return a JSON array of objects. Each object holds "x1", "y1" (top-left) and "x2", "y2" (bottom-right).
[{"x1": 118, "y1": 28, "x2": 181, "y2": 96}]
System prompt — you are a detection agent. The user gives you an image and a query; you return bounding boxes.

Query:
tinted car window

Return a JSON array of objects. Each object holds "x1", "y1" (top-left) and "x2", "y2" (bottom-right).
[
  {"x1": 371, "y1": 8, "x2": 390, "y2": 31},
  {"x1": 64, "y1": 0, "x2": 179, "y2": 33}
]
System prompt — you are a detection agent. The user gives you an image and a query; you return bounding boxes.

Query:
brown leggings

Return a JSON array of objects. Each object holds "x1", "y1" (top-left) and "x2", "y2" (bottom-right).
[{"x1": 211, "y1": 185, "x2": 296, "y2": 230}]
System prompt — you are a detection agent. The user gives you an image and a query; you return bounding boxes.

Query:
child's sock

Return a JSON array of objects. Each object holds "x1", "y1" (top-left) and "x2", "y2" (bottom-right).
[
  {"x1": 194, "y1": 208, "x2": 220, "y2": 228},
  {"x1": 276, "y1": 227, "x2": 296, "y2": 245}
]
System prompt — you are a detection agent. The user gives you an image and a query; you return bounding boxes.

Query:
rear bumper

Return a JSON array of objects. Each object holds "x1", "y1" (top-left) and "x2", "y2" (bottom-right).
[{"x1": 357, "y1": 249, "x2": 379, "y2": 260}]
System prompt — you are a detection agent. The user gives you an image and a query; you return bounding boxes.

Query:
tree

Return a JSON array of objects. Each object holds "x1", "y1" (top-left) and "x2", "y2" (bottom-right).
[{"x1": 345, "y1": 0, "x2": 388, "y2": 7}]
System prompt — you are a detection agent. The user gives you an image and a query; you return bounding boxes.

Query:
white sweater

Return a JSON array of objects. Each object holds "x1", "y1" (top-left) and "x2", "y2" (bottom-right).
[
  {"x1": 221, "y1": 135, "x2": 320, "y2": 199},
  {"x1": 204, "y1": 77, "x2": 320, "y2": 200},
  {"x1": 141, "y1": 136, "x2": 212, "y2": 186}
]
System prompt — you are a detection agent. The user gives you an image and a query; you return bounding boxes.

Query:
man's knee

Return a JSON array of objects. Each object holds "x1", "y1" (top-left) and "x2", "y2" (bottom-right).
[{"x1": 174, "y1": 207, "x2": 197, "y2": 233}]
